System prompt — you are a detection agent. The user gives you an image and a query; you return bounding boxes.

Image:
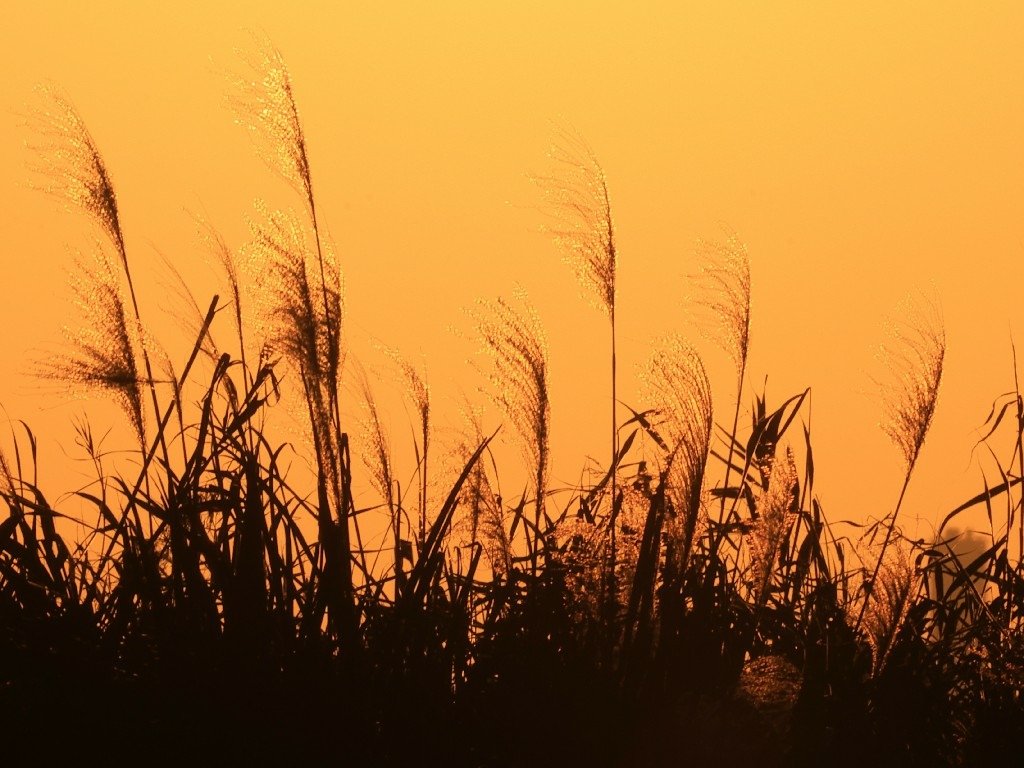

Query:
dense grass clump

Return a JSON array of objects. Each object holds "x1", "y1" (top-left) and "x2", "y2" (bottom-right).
[{"x1": 3, "y1": 42, "x2": 1023, "y2": 766}]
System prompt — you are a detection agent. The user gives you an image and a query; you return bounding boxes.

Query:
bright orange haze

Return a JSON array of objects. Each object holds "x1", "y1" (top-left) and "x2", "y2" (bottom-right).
[{"x1": 1, "y1": 3, "x2": 1023, "y2": 541}]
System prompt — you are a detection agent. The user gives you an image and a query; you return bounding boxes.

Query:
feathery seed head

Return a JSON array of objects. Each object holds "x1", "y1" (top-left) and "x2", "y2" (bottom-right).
[
  {"x1": 230, "y1": 36, "x2": 313, "y2": 208},
  {"x1": 878, "y1": 289, "x2": 945, "y2": 472},
  {"x1": 863, "y1": 542, "x2": 916, "y2": 674},
  {"x1": 354, "y1": 366, "x2": 394, "y2": 511},
  {"x1": 468, "y1": 291, "x2": 549, "y2": 497},
  {"x1": 690, "y1": 228, "x2": 751, "y2": 378},
  {"x1": 535, "y1": 128, "x2": 616, "y2": 317},
  {"x1": 381, "y1": 345, "x2": 430, "y2": 435},
  {"x1": 27, "y1": 86, "x2": 126, "y2": 263},
  {"x1": 35, "y1": 247, "x2": 145, "y2": 446},
  {"x1": 245, "y1": 201, "x2": 343, "y2": 390},
  {"x1": 641, "y1": 334, "x2": 714, "y2": 525},
  {"x1": 454, "y1": 403, "x2": 510, "y2": 574},
  {"x1": 748, "y1": 448, "x2": 799, "y2": 605}
]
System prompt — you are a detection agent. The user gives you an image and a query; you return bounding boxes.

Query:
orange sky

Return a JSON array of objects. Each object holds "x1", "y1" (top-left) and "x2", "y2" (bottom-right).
[{"x1": 2, "y1": 2, "x2": 1023, "y2": 541}]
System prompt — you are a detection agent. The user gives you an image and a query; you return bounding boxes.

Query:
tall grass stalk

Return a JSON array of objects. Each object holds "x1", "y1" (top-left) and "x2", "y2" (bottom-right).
[
  {"x1": 691, "y1": 228, "x2": 751, "y2": 529},
  {"x1": 382, "y1": 347, "x2": 430, "y2": 546},
  {"x1": 537, "y1": 128, "x2": 618, "y2": 635},
  {"x1": 855, "y1": 291, "x2": 945, "y2": 634},
  {"x1": 29, "y1": 87, "x2": 171, "y2": 470},
  {"x1": 234, "y1": 39, "x2": 355, "y2": 645}
]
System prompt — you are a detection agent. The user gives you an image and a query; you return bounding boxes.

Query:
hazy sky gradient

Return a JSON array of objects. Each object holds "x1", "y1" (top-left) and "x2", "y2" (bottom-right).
[{"x1": 2, "y1": 2, "x2": 1023, "y2": 539}]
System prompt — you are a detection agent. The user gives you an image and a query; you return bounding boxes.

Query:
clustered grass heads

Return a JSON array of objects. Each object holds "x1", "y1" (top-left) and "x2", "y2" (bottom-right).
[
  {"x1": 469, "y1": 291, "x2": 549, "y2": 538},
  {"x1": 616, "y1": 336, "x2": 713, "y2": 686},
  {"x1": 230, "y1": 36, "x2": 340, "y2": 388},
  {"x1": 857, "y1": 289, "x2": 946, "y2": 633},
  {"x1": 35, "y1": 248, "x2": 145, "y2": 448},
  {"x1": 245, "y1": 200, "x2": 353, "y2": 635},
  {"x1": 12, "y1": 43, "x2": 1024, "y2": 763},
  {"x1": 232, "y1": 36, "x2": 355, "y2": 643},
  {"x1": 640, "y1": 333, "x2": 714, "y2": 573},
  {"x1": 27, "y1": 84, "x2": 172, "y2": 474}
]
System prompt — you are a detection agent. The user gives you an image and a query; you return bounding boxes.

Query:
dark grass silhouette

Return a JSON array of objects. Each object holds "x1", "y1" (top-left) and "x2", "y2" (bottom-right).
[{"x1": 3, "y1": 41, "x2": 1023, "y2": 767}]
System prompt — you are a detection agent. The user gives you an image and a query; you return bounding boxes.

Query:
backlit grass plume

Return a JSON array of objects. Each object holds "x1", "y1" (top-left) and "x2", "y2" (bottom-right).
[
  {"x1": 641, "y1": 333, "x2": 714, "y2": 570},
  {"x1": 879, "y1": 289, "x2": 946, "y2": 473},
  {"x1": 536, "y1": 127, "x2": 622, "y2": 614},
  {"x1": 857, "y1": 289, "x2": 945, "y2": 633},
  {"x1": 748, "y1": 447, "x2": 799, "y2": 613},
  {"x1": 456, "y1": 403, "x2": 511, "y2": 575},
  {"x1": 469, "y1": 291, "x2": 549, "y2": 528},
  {"x1": 247, "y1": 201, "x2": 343, "y2": 390},
  {"x1": 27, "y1": 86, "x2": 126, "y2": 263},
  {"x1": 230, "y1": 34, "x2": 314, "y2": 212},
  {"x1": 691, "y1": 228, "x2": 751, "y2": 529},
  {"x1": 36, "y1": 248, "x2": 144, "y2": 446},
  {"x1": 233, "y1": 37, "x2": 341, "y2": 412},
  {"x1": 28, "y1": 84, "x2": 167, "y2": 464},
  {"x1": 233, "y1": 39, "x2": 355, "y2": 645},
  {"x1": 692, "y1": 228, "x2": 751, "y2": 381},
  {"x1": 537, "y1": 128, "x2": 616, "y2": 316},
  {"x1": 863, "y1": 543, "x2": 916, "y2": 675}
]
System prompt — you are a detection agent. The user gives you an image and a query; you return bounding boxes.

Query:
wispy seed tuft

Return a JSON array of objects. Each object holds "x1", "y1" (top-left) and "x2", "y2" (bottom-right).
[
  {"x1": 878, "y1": 289, "x2": 946, "y2": 472},
  {"x1": 535, "y1": 128, "x2": 616, "y2": 316}
]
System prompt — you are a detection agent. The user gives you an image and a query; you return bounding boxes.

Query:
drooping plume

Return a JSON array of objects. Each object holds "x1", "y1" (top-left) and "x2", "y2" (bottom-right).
[
  {"x1": 36, "y1": 248, "x2": 145, "y2": 446},
  {"x1": 246, "y1": 201, "x2": 343, "y2": 392},
  {"x1": 27, "y1": 86, "x2": 127, "y2": 264}
]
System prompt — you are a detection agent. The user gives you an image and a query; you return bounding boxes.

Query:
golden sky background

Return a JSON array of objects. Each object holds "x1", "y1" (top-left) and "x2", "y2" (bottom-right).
[{"x1": 2, "y1": 2, "x2": 1023, "y2": 539}]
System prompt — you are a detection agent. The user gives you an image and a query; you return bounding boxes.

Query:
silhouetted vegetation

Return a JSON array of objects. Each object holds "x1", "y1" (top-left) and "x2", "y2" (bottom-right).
[{"x1": 2, "y1": 41, "x2": 1022, "y2": 766}]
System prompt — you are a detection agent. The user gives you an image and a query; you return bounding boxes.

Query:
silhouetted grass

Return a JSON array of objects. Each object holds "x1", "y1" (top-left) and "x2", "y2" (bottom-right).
[{"x1": 2, "y1": 41, "x2": 1022, "y2": 767}]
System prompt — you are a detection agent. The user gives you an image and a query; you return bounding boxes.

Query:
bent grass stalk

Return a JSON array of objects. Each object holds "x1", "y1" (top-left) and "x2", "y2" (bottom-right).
[{"x1": 536, "y1": 127, "x2": 619, "y2": 635}]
